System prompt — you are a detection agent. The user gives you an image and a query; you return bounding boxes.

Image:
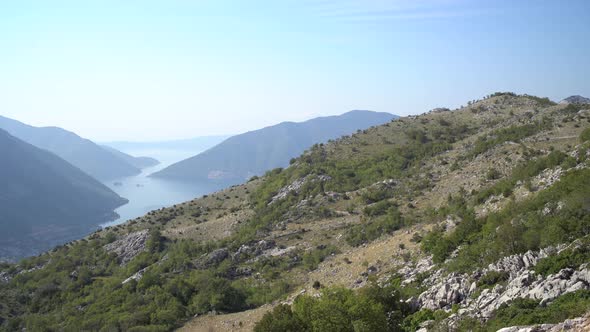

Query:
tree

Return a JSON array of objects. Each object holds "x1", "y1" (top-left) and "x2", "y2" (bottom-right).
[{"x1": 146, "y1": 228, "x2": 163, "y2": 253}]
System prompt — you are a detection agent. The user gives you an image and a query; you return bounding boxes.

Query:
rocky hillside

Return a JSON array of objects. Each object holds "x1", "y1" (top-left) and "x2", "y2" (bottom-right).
[{"x1": 1, "y1": 93, "x2": 590, "y2": 331}]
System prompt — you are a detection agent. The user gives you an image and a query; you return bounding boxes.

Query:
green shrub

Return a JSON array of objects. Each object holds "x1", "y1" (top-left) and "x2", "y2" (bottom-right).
[
  {"x1": 444, "y1": 168, "x2": 590, "y2": 272},
  {"x1": 534, "y1": 239, "x2": 590, "y2": 276},
  {"x1": 523, "y1": 95, "x2": 556, "y2": 107},
  {"x1": 234, "y1": 279, "x2": 291, "y2": 308},
  {"x1": 477, "y1": 271, "x2": 509, "y2": 288},
  {"x1": 302, "y1": 245, "x2": 340, "y2": 271},
  {"x1": 346, "y1": 207, "x2": 405, "y2": 246},
  {"x1": 483, "y1": 290, "x2": 590, "y2": 331},
  {"x1": 363, "y1": 200, "x2": 396, "y2": 217},
  {"x1": 254, "y1": 304, "x2": 307, "y2": 332},
  {"x1": 490, "y1": 92, "x2": 517, "y2": 97},
  {"x1": 146, "y1": 228, "x2": 164, "y2": 253},
  {"x1": 254, "y1": 282, "x2": 409, "y2": 332},
  {"x1": 361, "y1": 187, "x2": 394, "y2": 204},
  {"x1": 467, "y1": 119, "x2": 552, "y2": 159},
  {"x1": 402, "y1": 309, "x2": 434, "y2": 331},
  {"x1": 187, "y1": 273, "x2": 248, "y2": 314},
  {"x1": 486, "y1": 168, "x2": 502, "y2": 180},
  {"x1": 475, "y1": 150, "x2": 572, "y2": 204}
]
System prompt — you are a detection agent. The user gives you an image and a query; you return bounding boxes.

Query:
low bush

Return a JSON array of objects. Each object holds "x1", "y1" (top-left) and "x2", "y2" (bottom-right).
[
  {"x1": 534, "y1": 238, "x2": 590, "y2": 276},
  {"x1": 484, "y1": 290, "x2": 590, "y2": 331},
  {"x1": 254, "y1": 282, "x2": 410, "y2": 332},
  {"x1": 346, "y1": 207, "x2": 405, "y2": 246},
  {"x1": 477, "y1": 271, "x2": 509, "y2": 288}
]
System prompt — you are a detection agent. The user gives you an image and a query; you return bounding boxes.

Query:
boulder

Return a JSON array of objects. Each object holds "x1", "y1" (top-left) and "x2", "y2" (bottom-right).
[
  {"x1": 205, "y1": 248, "x2": 229, "y2": 266},
  {"x1": 269, "y1": 175, "x2": 331, "y2": 205}
]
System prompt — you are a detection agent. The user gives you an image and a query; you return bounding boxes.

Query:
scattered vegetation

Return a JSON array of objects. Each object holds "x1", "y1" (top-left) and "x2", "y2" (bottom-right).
[
  {"x1": 534, "y1": 237, "x2": 590, "y2": 276},
  {"x1": 474, "y1": 150, "x2": 575, "y2": 204},
  {"x1": 424, "y1": 168, "x2": 590, "y2": 271},
  {"x1": 0, "y1": 234, "x2": 294, "y2": 331},
  {"x1": 2, "y1": 93, "x2": 589, "y2": 331},
  {"x1": 402, "y1": 309, "x2": 449, "y2": 332},
  {"x1": 466, "y1": 118, "x2": 553, "y2": 160},
  {"x1": 477, "y1": 271, "x2": 510, "y2": 288},
  {"x1": 346, "y1": 206, "x2": 405, "y2": 246}
]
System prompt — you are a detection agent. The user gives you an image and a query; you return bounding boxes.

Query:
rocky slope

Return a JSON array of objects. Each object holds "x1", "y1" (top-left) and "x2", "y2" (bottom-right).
[{"x1": 1, "y1": 93, "x2": 590, "y2": 331}]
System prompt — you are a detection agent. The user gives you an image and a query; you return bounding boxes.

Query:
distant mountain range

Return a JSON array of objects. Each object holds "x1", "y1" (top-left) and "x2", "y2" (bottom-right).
[
  {"x1": 0, "y1": 115, "x2": 158, "y2": 180},
  {"x1": 560, "y1": 95, "x2": 590, "y2": 104},
  {"x1": 0, "y1": 129, "x2": 127, "y2": 261},
  {"x1": 151, "y1": 110, "x2": 398, "y2": 182}
]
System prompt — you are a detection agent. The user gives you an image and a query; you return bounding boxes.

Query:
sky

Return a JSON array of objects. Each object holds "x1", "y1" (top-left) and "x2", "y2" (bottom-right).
[{"x1": 0, "y1": 0, "x2": 589, "y2": 141}]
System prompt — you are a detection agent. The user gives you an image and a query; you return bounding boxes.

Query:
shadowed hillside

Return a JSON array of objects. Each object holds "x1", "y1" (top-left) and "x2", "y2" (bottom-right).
[
  {"x1": 0, "y1": 115, "x2": 156, "y2": 180},
  {"x1": 0, "y1": 129, "x2": 127, "y2": 261}
]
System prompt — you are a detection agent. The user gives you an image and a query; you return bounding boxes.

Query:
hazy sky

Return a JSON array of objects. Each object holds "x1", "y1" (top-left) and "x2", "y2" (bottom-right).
[{"x1": 0, "y1": 0, "x2": 589, "y2": 141}]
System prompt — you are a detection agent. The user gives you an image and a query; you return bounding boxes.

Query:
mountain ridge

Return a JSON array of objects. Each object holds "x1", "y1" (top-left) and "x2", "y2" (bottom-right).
[
  {"x1": 151, "y1": 110, "x2": 397, "y2": 182},
  {"x1": 0, "y1": 115, "x2": 157, "y2": 180}
]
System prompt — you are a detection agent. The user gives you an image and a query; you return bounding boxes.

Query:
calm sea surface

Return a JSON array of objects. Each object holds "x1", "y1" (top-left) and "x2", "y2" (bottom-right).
[{"x1": 100, "y1": 148, "x2": 229, "y2": 227}]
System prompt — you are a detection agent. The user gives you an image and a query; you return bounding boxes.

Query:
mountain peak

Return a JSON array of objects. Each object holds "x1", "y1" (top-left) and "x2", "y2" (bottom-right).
[{"x1": 560, "y1": 95, "x2": 590, "y2": 104}]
